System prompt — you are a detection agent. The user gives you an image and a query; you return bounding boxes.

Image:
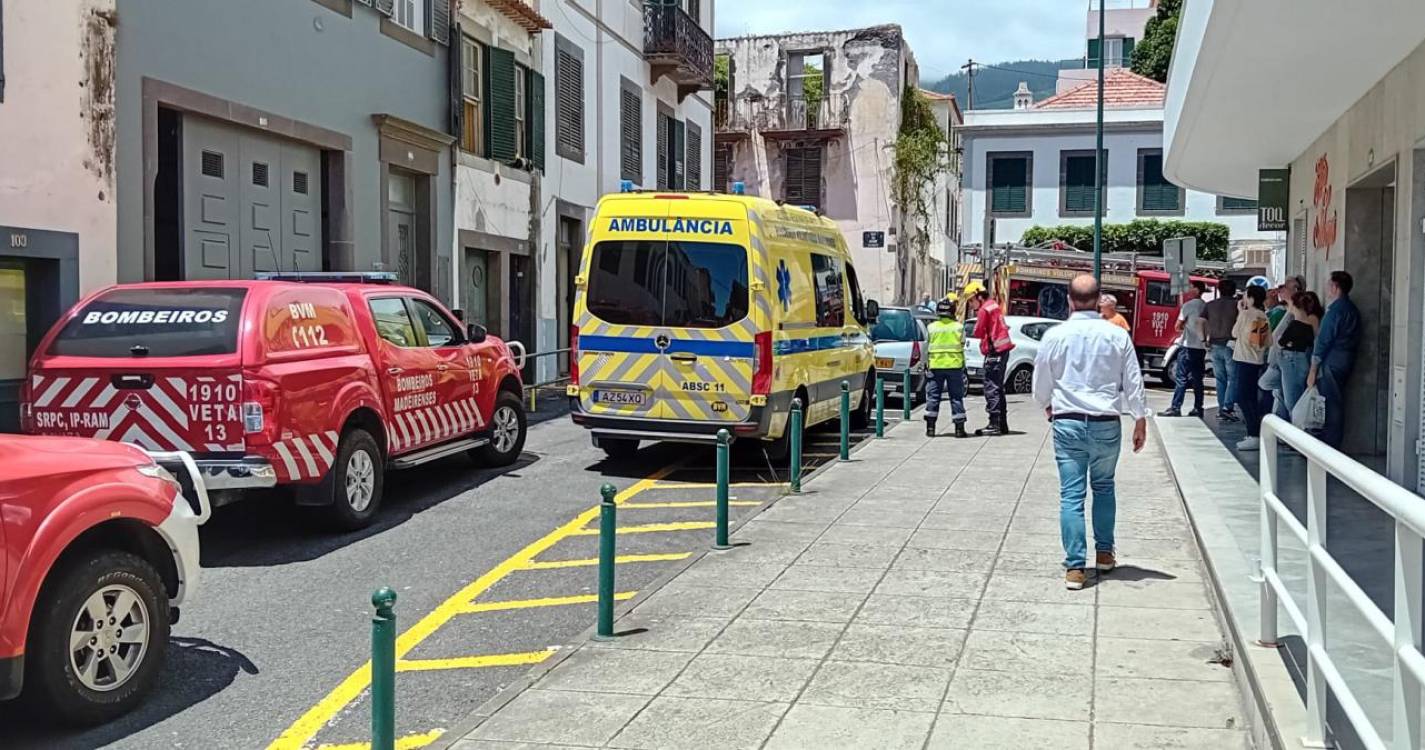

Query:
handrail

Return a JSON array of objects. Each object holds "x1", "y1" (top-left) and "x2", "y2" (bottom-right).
[
  {"x1": 1258, "y1": 414, "x2": 1424, "y2": 750},
  {"x1": 517, "y1": 348, "x2": 573, "y2": 411}
]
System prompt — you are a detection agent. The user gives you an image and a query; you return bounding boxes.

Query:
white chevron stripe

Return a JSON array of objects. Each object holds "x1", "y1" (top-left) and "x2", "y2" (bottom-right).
[
  {"x1": 464, "y1": 398, "x2": 484, "y2": 428},
  {"x1": 442, "y1": 403, "x2": 462, "y2": 434},
  {"x1": 392, "y1": 413, "x2": 410, "y2": 451},
  {"x1": 430, "y1": 406, "x2": 450, "y2": 439},
  {"x1": 60, "y1": 377, "x2": 100, "y2": 408},
  {"x1": 34, "y1": 377, "x2": 69, "y2": 407},
  {"x1": 272, "y1": 442, "x2": 301, "y2": 480},
  {"x1": 454, "y1": 400, "x2": 473, "y2": 432},
  {"x1": 91, "y1": 383, "x2": 119, "y2": 409},
  {"x1": 291, "y1": 437, "x2": 320, "y2": 478},
  {"x1": 308, "y1": 433, "x2": 334, "y2": 468},
  {"x1": 149, "y1": 380, "x2": 190, "y2": 428},
  {"x1": 413, "y1": 410, "x2": 433, "y2": 444}
]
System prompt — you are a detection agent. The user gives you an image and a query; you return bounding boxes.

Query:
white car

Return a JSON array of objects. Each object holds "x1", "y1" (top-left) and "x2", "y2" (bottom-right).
[
  {"x1": 963, "y1": 315, "x2": 1062, "y2": 394},
  {"x1": 870, "y1": 306, "x2": 930, "y2": 402}
]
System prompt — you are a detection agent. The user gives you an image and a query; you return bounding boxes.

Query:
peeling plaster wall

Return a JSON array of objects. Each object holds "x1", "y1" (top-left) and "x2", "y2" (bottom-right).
[
  {"x1": 0, "y1": 0, "x2": 118, "y2": 294},
  {"x1": 717, "y1": 26, "x2": 942, "y2": 304}
]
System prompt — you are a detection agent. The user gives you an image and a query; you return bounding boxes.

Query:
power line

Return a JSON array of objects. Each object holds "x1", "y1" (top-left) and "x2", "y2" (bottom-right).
[{"x1": 976, "y1": 63, "x2": 1066, "y2": 81}]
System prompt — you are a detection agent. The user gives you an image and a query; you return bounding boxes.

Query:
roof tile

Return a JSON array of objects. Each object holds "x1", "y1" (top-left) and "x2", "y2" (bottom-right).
[{"x1": 1033, "y1": 68, "x2": 1165, "y2": 110}]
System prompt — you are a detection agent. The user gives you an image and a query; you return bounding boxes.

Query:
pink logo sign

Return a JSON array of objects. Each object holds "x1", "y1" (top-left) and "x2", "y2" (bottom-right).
[{"x1": 1312, "y1": 155, "x2": 1339, "y2": 257}]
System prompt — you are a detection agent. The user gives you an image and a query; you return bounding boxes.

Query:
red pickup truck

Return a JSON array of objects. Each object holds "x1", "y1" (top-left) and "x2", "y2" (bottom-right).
[{"x1": 22, "y1": 273, "x2": 526, "y2": 529}]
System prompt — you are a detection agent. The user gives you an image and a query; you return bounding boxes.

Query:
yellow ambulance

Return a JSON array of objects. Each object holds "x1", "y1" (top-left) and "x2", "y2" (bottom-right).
[{"x1": 567, "y1": 186, "x2": 878, "y2": 459}]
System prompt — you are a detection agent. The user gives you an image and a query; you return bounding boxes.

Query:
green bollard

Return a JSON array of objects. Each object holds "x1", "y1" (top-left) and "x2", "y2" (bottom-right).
[
  {"x1": 902, "y1": 368, "x2": 912, "y2": 420},
  {"x1": 714, "y1": 429, "x2": 731, "y2": 550},
  {"x1": 789, "y1": 399, "x2": 804, "y2": 493},
  {"x1": 875, "y1": 377, "x2": 886, "y2": 439},
  {"x1": 839, "y1": 381, "x2": 851, "y2": 461},
  {"x1": 594, "y1": 483, "x2": 618, "y2": 640},
  {"x1": 371, "y1": 587, "x2": 397, "y2": 750}
]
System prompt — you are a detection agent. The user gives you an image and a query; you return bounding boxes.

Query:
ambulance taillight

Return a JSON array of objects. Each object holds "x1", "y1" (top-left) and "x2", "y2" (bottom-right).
[
  {"x1": 242, "y1": 378, "x2": 280, "y2": 446},
  {"x1": 569, "y1": 326, "x2": 580, "y2": 387},
  {"x1": 752, "y1": 331, "x2": 773, "y2": 395}
]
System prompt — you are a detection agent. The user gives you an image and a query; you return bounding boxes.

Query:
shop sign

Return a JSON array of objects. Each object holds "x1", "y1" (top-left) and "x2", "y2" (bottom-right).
[{"x1": 1257, "y1": 168, "x2": 1290, "y2": 232}]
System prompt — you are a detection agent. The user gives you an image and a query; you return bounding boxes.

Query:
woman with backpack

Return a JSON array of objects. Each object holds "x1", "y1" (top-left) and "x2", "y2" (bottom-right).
[{"x1": 1231, "y1": 285, "x2": 1273, "y2": 451}]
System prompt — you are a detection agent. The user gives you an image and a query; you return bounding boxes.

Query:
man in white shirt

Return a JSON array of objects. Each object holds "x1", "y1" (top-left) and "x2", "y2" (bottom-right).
[{"x1": 1033, "y1": 275, "x2": 1149, "y2": 590}]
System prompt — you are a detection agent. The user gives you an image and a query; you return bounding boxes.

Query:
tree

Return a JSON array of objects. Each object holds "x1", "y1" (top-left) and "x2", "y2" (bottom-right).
[{"x1": 1130, "y1": 0, "x2": 1181, "y2": 83}]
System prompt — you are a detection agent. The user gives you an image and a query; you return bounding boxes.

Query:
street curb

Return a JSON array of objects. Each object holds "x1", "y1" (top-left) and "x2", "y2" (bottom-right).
[
  {"x1": 424, "y1": 410, "x2": 920, "y2": 750},
  {"x1": 1152, "y1": 413, "x2": 1298, "y2": 750}
]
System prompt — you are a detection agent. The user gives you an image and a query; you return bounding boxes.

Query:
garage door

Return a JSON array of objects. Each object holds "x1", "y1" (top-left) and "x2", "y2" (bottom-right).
[{"x1": 181, "y1": 116, "x2": 322, "y2": 280}]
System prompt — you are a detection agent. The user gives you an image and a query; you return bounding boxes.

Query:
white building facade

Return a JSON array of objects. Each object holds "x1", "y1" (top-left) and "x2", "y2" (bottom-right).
[{"x1": 960, "y1": 70, "x2": 1280, "y2": 270}]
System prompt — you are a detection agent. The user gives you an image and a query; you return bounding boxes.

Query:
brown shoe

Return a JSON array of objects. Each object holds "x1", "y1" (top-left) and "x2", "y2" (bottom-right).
[
  {"x1": 1065, "y1": 569, "x2": 1087, "y2": 590},
  {"x1": 1096, "y1": 551, "x2": 1117, "y2": 573}
]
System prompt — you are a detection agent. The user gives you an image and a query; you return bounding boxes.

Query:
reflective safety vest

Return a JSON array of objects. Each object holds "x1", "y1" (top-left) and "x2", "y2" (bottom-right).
[{"x1": 926, "y1": 319, "x2": 965, "y2": 370}]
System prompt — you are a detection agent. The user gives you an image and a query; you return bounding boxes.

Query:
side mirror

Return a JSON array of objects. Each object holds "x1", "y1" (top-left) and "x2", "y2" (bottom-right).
[
  {"x1": 864, "y1": 299, "x2": 880, "y2": 324},
  {"x1": 467, "y1": 323, "x2": 488, "y2": 343}
]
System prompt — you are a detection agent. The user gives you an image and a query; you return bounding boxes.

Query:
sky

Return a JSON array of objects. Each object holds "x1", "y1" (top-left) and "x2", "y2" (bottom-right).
[{"x1": 712, "y1": 0, "x2": 1087, "y2": 85}]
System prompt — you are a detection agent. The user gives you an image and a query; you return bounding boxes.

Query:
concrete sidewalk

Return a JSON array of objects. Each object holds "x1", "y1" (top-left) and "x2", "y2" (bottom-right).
[{"x1": 446, "y1": 399, "x2": 1252, "y2": 749}]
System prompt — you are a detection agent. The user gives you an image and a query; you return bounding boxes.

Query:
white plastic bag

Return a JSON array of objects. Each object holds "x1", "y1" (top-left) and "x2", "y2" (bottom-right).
[{"x1": 1292, "y1": 386, "x2": 1326, "y2": 431}]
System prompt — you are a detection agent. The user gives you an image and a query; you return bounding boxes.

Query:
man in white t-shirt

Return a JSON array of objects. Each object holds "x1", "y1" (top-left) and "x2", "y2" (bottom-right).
[{"x1": 1162, "y1": 281, "x2": 1208, "y2": 417}]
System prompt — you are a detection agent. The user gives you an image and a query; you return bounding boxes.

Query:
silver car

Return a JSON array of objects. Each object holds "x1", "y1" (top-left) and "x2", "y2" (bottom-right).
[
  {"x1": 963, "y1": 315, "x2": 1062, "y2": 394},
  {"x1": 870, "y1": 306, "x2": 929, "y2": 403}
]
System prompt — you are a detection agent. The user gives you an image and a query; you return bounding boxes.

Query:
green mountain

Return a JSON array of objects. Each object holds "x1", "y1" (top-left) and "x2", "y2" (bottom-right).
[{"x1": 928, "y1": 59, "x2": 1080, "y2": 110}]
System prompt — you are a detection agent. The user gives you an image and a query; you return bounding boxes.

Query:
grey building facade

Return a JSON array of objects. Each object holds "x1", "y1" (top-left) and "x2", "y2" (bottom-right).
[{"x1": 115, "y1": 0, "x2": 456, "y2": 300}]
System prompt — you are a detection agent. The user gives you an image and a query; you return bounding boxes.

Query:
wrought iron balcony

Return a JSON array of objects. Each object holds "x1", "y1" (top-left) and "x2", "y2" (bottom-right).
[
  {"x1": 643, "y1": 3, "x2": 713, "y2": 98},
  {"x1": 716, "y1": 94, "x2": 850, "y2": 138}
]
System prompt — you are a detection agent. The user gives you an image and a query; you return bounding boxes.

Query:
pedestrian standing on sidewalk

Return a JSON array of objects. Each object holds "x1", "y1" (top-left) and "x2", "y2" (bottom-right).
[
  {"x1": 1032, "y1": 275, "x2": 1148, "y2": 591},
  {"x1": 1278, "y1": 291, "x2": 1323, "y2": 417},
  {"x1": 1308, "y1": 271, "x2": 1361, "y2": 448},
  {"x1": 1230, "y1": 285, "x2": 1272, "y2": 451},
  {"x1": 969, "y1": 282, "x2": 1014, "y2": 436},
  {"x1": 923, "y1": 299, "x2": 969, "y2": 438},
  {"x1": 1201, "y1": 279, "x2": 1239, "y2": 422},
  {"x1": 1265, "y1": 275, "x2": 1307, "y2": 419},
  {"x1": 1162, "y1": 281, "x2": 1208, "y2": 418}
]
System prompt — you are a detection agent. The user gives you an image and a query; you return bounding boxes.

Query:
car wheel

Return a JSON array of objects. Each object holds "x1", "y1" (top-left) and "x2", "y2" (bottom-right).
[
  {"x1": 25, "y1": 549, "x2": 170, "y2": 726},
  {"x1": 850, "y1": 371, "x2": 874, "y2": 429},
  {"x1": 596, "y1": 437, "x2": 640, "y2": 460},
  {"x1": 1160, "y1": 354, "x2": 1178, "y2": 387},
  {"x1": 475, "y1": 391, "x2": 527, "y2": 467},
  {"x1": 323, "y1": 428, "x2": 384, "y2": 531},
  {"x1": 1009, "y1": 365, "x2": 1034, "y2": 394},
  {"x1": 763, "y1": 391, "x2": 807, "y2": 462}
]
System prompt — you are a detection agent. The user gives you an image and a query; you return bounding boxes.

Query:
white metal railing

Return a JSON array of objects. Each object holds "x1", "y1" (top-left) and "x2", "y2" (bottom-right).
[{"x1": 1259, "y1": 414, "x2": 1425, "y2": 750}]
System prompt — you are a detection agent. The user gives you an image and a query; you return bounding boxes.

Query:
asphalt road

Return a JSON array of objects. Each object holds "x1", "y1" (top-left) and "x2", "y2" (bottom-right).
[{"x1": 4, "y1": 401, "x2": 889, "y2": 750}]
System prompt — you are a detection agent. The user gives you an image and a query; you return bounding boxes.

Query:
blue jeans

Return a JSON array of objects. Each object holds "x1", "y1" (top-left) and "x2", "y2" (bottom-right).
[
  {"x1": 1210, "y1": 343, "x2": 1235, "y2": 411},
  {"x1": 1317, "y1": 362, "x2": 1351, "y2": 448},
  {"x1": 1053, "y1": 419, "x2": 1122, "y2": 570},
  {"x1": 1170, "y1": 348, "x2": 1207, "y2": 412},
  {"x1": 924, "y1": 368, "x2": 967, "y2": 423},
  {"x1": 1279, "y1": 350, "x2": 1311, "y2": 419}
]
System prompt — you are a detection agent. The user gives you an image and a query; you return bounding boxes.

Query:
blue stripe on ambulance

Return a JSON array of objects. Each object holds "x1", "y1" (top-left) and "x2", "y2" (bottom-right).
[{"x1": 774, "y1": 335, "x2": 870, "y2": 355}]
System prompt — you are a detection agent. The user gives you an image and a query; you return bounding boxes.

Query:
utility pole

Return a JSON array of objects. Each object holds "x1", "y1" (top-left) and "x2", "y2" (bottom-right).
[
  {"x1": 961, "y1": 59, "x2": 976, "y2": 109},
  {"x1": 1092, "y1": 0, "x2": 1106, "y2": 282}
]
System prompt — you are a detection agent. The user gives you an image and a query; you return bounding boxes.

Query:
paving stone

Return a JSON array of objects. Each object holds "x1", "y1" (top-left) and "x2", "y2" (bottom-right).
[
  {"x1": 1111, "y1": 558, "x2": 1204, "y2": 582},
  {"x1": 830, "y1": 623, "x2": 967, "y2": 668},
  {"x1": 469, "y1": 689, "x2": 650, "y2": 746},
  {"x1": 534, "y1": 647, "x2": 692, "y2": 695},
  {"x1": 711, "y1": 541, "x2": 808, "y2": 565},
  {"x1": 1113, "y1": 535, "x2": 1202, "y2": 560},
  {"x1": 892, "y1": 546, "x2": 994, "y2": 573},
  {"x1": 800, "y1": 660, "x2": 951, "y2": 712},
  {"x1": 926, "y1": 715, "x2": 1090, "y2": 750},
  {"x1": 982, "y1": 571, "x2": 1093, "y2": 604},
  {"x1": 608, "y1": 696, "x2": 788, "y2": 750},
  {"x1": 908, "y1": 527, "x2": 1004, "y2": 551},
  {"x1": 921, "y1": 510, "x2": 1013, "y2": 532},
  {"x1": 875, "y1": 568, "x2": 987, "y2": 598},
  {"x1": 706, "y1": 618, "x2": 845, "y2": 660},
  {"x1": 732, "y1": 520, "x2": 827, "y2": 543},
  {"x1": 1091, "y1": 723, "x2": 1252, "y2": 749},
  {"x1": 632, "y1": 584, "x2": 761, "y2": 619},
  {"x1": 1094, "y1": 677, "x2": 1245, "y2": 728},
  {"x1": 795, "y1": 541, "x2": 900, "y2": 569},
  {"x1": 943, "y1": 668, "x2": 1091, "y2": 721},
  {"x1": 673, "y1": 560, "x2": 788, "y2": 589},
  {"x1": 664, "y1": 653, "x2": 819, "y2": 702},
  {"x1": 819, "y1": 523, "x2": 915, "y2": 547},
  {"x1": 452, "y1": 740, "x2": 593, "y2": 750},
  {"x1": 763, "y1": 704, "x2": 935, "y2": 750},
  {"x1": 855, "y1": 593, "x2": 976, "y2": 629},
  {"x1": 742, "y1": 587, "x2": 867, "y2": 622},
  {"x1": 972, "y1": 599, "x2": 1095, "y2": 636},
  {"x1": 1096, "y1": 607, "x2": 1223, "y2": 642},
  {"x1": 769, "y1": 564, "x2": 884, "y2": 594},
  {"x1": 1096, "y1": 638, "x2": 1233, "y2": 682},
  {"x1": 1098, "y1": 579, "x2": 1214, "y2": 611},
  {"x1": 587, "y1": 616, "x2": 728, "y2": 653},
  {"x1": 853, "y1": 496, "x2": 939, "y2": 515},
  {"x1": 835, "y1": 507, "x2": 929, "y2": 528},
  {"x1": 960, "y1": 630, "x2": 1093, "y2": 675}
]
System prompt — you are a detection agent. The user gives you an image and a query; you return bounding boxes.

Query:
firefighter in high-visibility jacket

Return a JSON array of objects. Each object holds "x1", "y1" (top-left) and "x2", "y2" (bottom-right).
[{"x1": 924, "y1": 298, "x2": 969, "y2": 438}]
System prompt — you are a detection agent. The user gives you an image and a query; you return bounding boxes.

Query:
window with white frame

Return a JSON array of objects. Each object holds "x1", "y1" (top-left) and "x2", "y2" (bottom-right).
[
  {"x1": 514, "y1": 69, "x2": 527, "y2": 160},
  {"x1": 460, "y1": 36, "x2": 484, "y2": 156},
  {"x1": 394, "y1": 0, "x2": 423, "y2": 35}
]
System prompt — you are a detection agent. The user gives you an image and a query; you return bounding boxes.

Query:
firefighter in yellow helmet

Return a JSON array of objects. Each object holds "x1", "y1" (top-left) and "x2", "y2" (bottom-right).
[{"x1": 924, "y1": 298, "x2": 969, "y2": 438}]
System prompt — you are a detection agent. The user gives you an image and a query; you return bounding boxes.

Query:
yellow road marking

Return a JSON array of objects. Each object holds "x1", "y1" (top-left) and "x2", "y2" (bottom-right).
[
  {"x1": 522, "y1": 552, "x2": 691, "y2": 570},
  {"x1": 315, "y1": 729, "x2": 444, "y2": 750},
  {"x1": 621, "y1": 500, "x2": 762, "y2": 509},
  {"x1": 268, "y1": 466, "x2": 677, "y2": 750},
  {"x1": 396, "y1": 650, "x2": 555, "y2": 672},
  {"x1": 569, "y1": 521, "x2": 716, "y2": 535},
  {"x1": 457, "y1": 591, "x2": 636, "y2": 614}
]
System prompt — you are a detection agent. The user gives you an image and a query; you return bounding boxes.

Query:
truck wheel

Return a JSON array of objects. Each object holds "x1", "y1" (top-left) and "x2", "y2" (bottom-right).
[
  {"x1": 323, "y1": 428, "x2": 384, "y2": 531},
  {"x1": 475, "y1": 391, "x2": 526, "y2": 467},
  {"x1": 25, "y1": 549, "x2": 170, "y2": 726},
  {"x1": 596, "y1": 437, "x2": 640, "y2": 460}
]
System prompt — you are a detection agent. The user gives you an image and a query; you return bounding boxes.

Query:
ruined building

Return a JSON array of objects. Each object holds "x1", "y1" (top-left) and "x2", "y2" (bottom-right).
[{"x1": 713, "y1": 26, "x2": 952, "y2": 304}]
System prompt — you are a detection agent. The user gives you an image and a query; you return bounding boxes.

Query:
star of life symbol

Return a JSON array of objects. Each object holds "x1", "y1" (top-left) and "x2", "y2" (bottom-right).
[{"x1": 776, "y1": 260, "x2": 793, "y2": 311}]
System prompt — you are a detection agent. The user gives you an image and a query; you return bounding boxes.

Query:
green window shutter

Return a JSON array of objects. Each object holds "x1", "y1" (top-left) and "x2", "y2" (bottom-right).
[
  {"x1": 428, "y1": 0, "x2": 451, "y2": 44},
  {"x1": 487, "y1": 47, "x2": 517, "y2": 164},
  {"x1": 1140, "y1": 152, "x2": 1181, "y2": 211},
  {"x1": 1122, "y1": 37, "x2": 1135, "y2": 67},
  {"x1": 990, "y1": 157, "x2": 1028, "y2": 214},
  {"x1": 1064, "y1": 155, "x2": 1095, "y2": 213},
  {"x1": 656, "y1": 113, "x2": 670, "y2": 189},
  {"x1": 671, "y1": 118, "x2": 685, "y2": 189},
  {"x1": 528, "y1": 69, "x2": 545, "y2": 171},
  {"x1": 1086, "y1": 38, "x2": 1101, "y2": 68}
]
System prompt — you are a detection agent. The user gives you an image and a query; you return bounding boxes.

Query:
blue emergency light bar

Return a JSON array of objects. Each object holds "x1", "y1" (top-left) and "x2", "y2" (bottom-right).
[
  {"x1": 255, "y1": 271, "x2": 399, "y2": 284},
  {"x1": 620, "y1": 180, "x2": 635, "y2": 193},
  {"x1": 731, "y1": 181, "x2": 746, "y2": 195}
]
